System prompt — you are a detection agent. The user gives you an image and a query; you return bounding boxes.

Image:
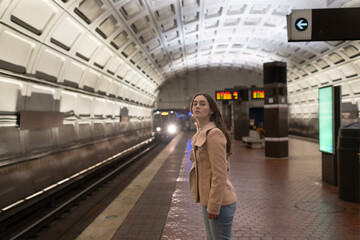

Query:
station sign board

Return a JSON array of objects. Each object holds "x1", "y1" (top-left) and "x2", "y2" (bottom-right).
[{"x1": 287, "y1": 8, "x2": 360, "y2": 41}]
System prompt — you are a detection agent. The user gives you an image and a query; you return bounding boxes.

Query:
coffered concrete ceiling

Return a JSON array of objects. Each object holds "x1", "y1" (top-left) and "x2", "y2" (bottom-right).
[{"x1": 99, "y1": 0, "x2": 360, "y2": 83}]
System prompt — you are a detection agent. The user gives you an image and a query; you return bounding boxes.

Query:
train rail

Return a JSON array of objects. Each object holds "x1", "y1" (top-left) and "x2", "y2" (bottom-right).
[{"x1": 0, "y1": 139, "x2": 158, "y2": 240}]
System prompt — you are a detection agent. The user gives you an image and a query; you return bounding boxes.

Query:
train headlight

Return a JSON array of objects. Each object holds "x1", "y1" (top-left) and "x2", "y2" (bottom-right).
[
  {"x1": 156, "y1": 127, "x2": 161, "y2": 132},
  {"x1": 167, "y1": 124, "x2": 177, "y2": 134}
]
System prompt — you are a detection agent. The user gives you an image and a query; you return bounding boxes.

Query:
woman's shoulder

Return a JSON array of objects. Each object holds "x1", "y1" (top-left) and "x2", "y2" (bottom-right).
[
  {"x1": 207, "y1": 126, "x2": 222, "y2": 134},
  {"x1": 207, "y1": 127, "x2": 226, "y2": 141}
]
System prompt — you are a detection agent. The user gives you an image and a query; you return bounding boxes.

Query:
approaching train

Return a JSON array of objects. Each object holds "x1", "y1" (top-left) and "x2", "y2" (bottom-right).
[{"x1": 153, "y1": 110, "x2": 179, "y2": 141}]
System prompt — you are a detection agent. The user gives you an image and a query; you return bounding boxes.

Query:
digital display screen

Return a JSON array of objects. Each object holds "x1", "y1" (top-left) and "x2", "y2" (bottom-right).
[
  {"x1": 252, "y1": 90, "x2": 264, "y2": 99},
  {"x1": 215, "y1": 91, "x2": 238, "y2": 100},
  {"x1": 318, "y1": 86, "x2": 334, "y2": 154},
  {"x1": 233, "y1": 91, "x2": 238, "y2": 100}
]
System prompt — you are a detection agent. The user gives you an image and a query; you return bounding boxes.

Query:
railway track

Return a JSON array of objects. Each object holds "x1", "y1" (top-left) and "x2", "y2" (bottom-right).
[{"x1": 0, "y1": 139, "x2": 165, "y2": 240}]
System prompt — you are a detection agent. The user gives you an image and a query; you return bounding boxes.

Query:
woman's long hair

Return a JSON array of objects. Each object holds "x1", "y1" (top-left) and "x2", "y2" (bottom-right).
[{"x1": 190, "y1": 93, "x2": 232, "y2": 156}]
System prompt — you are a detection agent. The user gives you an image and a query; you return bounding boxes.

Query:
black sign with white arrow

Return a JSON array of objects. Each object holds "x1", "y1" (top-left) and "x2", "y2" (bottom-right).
[
  {"x1": 287, "y1": 8, "x2": 360, "y2": 41},
  {"x1": 295, "y1": 18, "x2": 308, "y2": 31}
]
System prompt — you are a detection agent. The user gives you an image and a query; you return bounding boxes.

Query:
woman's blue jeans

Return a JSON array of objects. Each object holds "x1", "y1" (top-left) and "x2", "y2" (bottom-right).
[{"x1": 202, "y1": 202, "x2": 236, "y2": 240}]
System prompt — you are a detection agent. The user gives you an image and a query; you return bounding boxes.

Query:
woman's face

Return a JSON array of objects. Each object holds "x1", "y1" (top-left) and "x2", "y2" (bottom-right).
[{"x1": 192, "y1": 95, "x2": 213, "y2": 122}]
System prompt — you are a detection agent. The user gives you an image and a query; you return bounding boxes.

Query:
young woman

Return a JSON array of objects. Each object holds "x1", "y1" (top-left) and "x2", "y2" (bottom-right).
[{"x1": 190, "y1": 93, "x2": 237, "y2": 240}]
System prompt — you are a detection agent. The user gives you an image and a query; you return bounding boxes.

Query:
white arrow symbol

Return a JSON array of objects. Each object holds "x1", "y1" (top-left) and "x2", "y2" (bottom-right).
[{"x1": 296, "y1": 19, "x2": 308, "y2": 30}]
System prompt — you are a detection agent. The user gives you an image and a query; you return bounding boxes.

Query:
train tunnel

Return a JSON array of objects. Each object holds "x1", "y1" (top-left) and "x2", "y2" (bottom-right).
[{"x1": 0, "y1": 0, "x2": 359, "y2": 239}]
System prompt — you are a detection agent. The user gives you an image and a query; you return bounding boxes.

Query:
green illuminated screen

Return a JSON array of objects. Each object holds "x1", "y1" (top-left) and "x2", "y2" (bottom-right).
[{"x1": 318, "y1": 86, "x2": 334, "y2": 154}]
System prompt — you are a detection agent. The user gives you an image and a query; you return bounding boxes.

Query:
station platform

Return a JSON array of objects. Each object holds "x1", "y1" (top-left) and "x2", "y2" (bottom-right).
[{"x1": 76, "y1": 132, "x2": 359, "y2": 240}]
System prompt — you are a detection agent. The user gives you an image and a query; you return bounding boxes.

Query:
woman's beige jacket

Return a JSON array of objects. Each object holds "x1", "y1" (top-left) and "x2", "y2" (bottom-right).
[{"x1": 190, "y1": 122, "x2": 237, "y2": 215}]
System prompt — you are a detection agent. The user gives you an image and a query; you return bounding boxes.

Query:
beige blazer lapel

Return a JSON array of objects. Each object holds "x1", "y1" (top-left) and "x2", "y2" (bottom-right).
[{"x1": 192, "y1": 122, "x2": 216, "y2": 148}]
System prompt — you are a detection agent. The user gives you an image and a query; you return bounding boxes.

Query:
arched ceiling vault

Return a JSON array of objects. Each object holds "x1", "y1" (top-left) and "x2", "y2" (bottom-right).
[{"x1": 92, "y1": 0, "x2": 360, "y2": 86}]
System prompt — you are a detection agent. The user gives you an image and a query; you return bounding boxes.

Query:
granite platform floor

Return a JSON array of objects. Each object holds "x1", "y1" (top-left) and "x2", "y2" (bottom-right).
[{"x1": 78, "y1": 132, "x2": 360, "y2": 240}]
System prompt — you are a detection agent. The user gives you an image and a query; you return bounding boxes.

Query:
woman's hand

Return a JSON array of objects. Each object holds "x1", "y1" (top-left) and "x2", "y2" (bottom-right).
[{"x1": 208, "y1": 213, "x2": 219, "y2": 219}]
